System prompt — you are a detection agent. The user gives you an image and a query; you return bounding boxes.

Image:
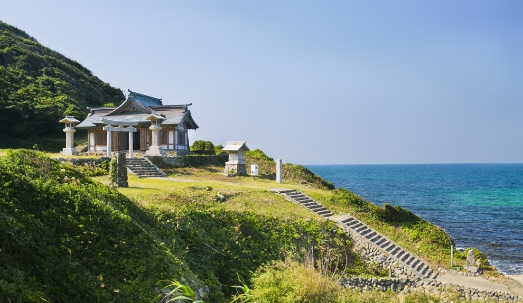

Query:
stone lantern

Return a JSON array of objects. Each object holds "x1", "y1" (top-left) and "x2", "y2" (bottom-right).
[
  {"x1": 146, "y1": 114, "x2": 166, "y2": 156},
  {"x1": 59, "y1": 116, "x2": 80, "y2": 155},
  {"x1": 223, "y1": 141, "x2": 250, "y2": 176}
]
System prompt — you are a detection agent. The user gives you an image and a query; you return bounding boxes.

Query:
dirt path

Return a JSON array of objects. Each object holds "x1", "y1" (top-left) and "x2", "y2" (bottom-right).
[{"x1": 437, "y1": 273, "x2": 523, "y2": 296}]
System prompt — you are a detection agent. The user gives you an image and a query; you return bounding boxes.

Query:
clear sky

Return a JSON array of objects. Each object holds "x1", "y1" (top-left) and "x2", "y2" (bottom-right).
[{"x1": 1, "y1": 0, "x2": 522, "y2": 164}]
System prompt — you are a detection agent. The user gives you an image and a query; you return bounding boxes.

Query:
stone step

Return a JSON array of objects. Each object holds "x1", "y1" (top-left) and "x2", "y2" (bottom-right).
[
  {"x1": 351, "y1": 222, "x2": 363, "y2": 230},
  {"x1": 360, "y1": 229, "x2": 372, "y2": 236},
  {"x1": 128, "y1": 167, "x2": 159, "y2": 170},
  {"x1": 410, "y1": 259, "x2": 420, "y2": 268},
  {"x1": 307, "y1": 204, "x2": 324, "y2": 210},
  {"x1": 365, "y1": 231, "x2": 376, "y2": 238},
  {"x1": 345, "y1": 221, "x2": 360, "y2": 228},
  {"x1": 421, "y1": 267, "x2": 431, "y2": 276},
  {"x1": 381, "y1": 242, "x2": 392, "y2": 249},
  {"x1": 405, "y1": 256, "x2": 416, "y2": 266},
  {"x1": 401, "y1": 253, "x2": 411, "y2": 262},
  {"x1": 126, "y1": 158, "x2": 165, "y2": 178},
  {"x1": 300, "y1": 201, "x2": 316, "y2": 206},
  {"x1": 374, "y1": 238, "x2": 386, "y2": 246},
  {"x1": 369, "y1": 234, "x2": 381, "y2": 242},
  {"x1": 342, "y1": 218, "x2": 355, "y2": 225},
  {"x1": 390, "y1": 246, "x2": 401, "y2": 255},
  {"x1": 385, "y1": 244, "x2": 396, "y2": 252},
  {"x1": 275, "y1": 189, "x2": 296, "y2": 194},
  {"x1": 316, "y1": 210, "x2": 332, "y2": 216},
  {"x1": 415, "y1": 262, "x2": 425, "y2": 272},
  {"x1": 355, "y1": 225, "x2": 368, "y2": 233},
  {"x1": 396, "y1": 250, "x2": 405, "y2": 259}
]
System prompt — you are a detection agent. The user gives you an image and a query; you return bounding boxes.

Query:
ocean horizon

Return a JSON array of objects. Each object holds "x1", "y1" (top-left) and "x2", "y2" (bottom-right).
[{"x1": 306, "y1": 163, "x2": 523, "y2": 275}]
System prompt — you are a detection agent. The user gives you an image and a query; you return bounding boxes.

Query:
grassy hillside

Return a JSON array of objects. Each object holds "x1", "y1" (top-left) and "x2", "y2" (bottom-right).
[
  {"x1": 0, "y1": 150, "x2": 201, "y2": 302},
  {"x1": 0, "y1": 21, "x2": 124, "y2": 151},
  {"x1": 0, "y1": 150, "x2": 375, "y2": 302}
]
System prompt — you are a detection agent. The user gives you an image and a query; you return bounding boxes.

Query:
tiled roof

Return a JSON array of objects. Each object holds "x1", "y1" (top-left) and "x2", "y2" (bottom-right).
[
  {"x1": 128, "y1": 90, "x2": 162, "y2": 107},
  {"x1": 76, "y1": 90, "x2": 198, "y2": 130}
]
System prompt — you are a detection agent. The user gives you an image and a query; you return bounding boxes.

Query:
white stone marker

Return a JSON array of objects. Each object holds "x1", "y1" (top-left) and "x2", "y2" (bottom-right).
[{"x1": 276, "y1": 159, "x2": 282, "y2": 183}]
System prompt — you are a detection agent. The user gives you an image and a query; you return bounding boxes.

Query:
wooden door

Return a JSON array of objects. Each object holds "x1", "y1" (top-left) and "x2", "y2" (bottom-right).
[
  {"x1": 112, "y1": 132, "x2": 118, "y2": 151},
  {"x1": 140, "y1": 128, "x2": 146, "y2": 150}
]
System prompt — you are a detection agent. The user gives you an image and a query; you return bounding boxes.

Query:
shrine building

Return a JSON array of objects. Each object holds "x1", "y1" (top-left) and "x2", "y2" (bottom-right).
[{"x1": 74, "y1": 90, "x2": 198, "y2": 157}]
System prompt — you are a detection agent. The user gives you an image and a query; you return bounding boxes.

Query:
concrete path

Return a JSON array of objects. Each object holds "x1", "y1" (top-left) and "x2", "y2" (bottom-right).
[{"x1": 437, "y1": 272, "x2": 512, "y2": 293}]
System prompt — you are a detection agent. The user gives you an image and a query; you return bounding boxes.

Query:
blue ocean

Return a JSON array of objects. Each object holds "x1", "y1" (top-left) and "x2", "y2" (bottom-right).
[{"x1": 306, "y1": 164, "x2": 523, "y2": 275}]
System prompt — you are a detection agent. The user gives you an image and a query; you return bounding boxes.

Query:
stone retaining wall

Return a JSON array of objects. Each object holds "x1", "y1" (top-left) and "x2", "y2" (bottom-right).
[
  {"x1": 55, "y1": 157, "x2": 109, "y2": 165},
  {"x1": 341, "y1": 277, "x2": 522, "y2": 302}
]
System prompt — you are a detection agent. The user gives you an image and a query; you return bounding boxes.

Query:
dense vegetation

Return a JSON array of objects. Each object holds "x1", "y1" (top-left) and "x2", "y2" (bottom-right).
[
  {"x1": 0, "y1": 21, "x2": 124, "y2": 151},
  {"x1": 0, "y1": 150, "x2": 198, "y2": 302}
]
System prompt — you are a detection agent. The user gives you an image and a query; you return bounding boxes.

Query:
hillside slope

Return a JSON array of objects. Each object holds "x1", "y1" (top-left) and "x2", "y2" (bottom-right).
[
  {"x1": 0, "y1": 21, "x2": 124, "y2": 150},
  {"x1": 1, "y1": 150, "x2": 372, "y2": 302},
  {"x1": 0, "y1": 150, "x2": 203, "y2": 302}
]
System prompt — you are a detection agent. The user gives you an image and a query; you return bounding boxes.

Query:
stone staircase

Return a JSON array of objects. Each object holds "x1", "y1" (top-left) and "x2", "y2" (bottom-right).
[
  {"x1": 272, "y1": 189, "x2": 333, "y2": 217},
  {"x1": 339, "y1": 215, "x2": 438, "y2": 280},
  {"x1": 271, "y1": 188, "x2": 437, "y2": 280},
  {"x1": 126, "y1": 158, "x2": 166, "y2": 178}
]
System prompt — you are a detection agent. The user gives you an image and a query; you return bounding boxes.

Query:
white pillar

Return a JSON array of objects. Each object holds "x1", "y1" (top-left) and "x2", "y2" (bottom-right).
[
  {"x1": 104, "y1": 125, "x2": 113, "y2": 157},
  {"x1": 146, "y1": 124, "x2": 165, "y2": 156},
  {"x1": 276, "y1": 159, "x2": 282, "y2": 183},
  {"x1": 61, "y1": 124, "x2": 78, "y2": 155},
  {"x1": 128, "y1": 126, "x2": 135, "y2": 159}
]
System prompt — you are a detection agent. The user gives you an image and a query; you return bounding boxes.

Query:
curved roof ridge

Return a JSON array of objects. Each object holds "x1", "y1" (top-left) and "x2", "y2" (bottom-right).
[{"x1": 128, "y1": 89, "x2": 163, "y2": 106}]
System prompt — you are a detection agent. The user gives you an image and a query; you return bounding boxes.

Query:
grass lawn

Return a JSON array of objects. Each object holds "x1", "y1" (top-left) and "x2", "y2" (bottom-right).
[{"x1": 93, "y1": 168, "x2": 323, "y2": 222}]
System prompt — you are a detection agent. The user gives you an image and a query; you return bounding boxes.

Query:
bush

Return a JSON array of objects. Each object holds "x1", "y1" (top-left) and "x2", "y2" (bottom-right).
[
  {"x1": 191, "y1": 140, "x2": 216, "y2": 155},
  {"x1": 252, "y1": 259, "x2": 341, "y2": 303}
]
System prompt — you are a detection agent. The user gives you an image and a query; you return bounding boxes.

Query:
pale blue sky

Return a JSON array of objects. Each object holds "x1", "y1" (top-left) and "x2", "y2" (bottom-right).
[{"x1": 1, "y1": 1, "x2": 522, "y2": 164}]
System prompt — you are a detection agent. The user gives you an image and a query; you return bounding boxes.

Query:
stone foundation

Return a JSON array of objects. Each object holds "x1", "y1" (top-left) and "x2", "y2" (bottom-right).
[
  {"x1": 224, "y1": 163, "x2": 247, "y2": 176},
  {"x1": 341, "y1": 277, "x2": 522, "y2": 302}
]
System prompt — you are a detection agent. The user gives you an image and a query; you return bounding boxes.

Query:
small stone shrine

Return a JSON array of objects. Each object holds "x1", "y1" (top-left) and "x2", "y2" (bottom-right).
[
  {"x1": 59, "y1": 116, "x2": 80, "y2": 155},
  {"x1": 223, "y1": 141, "x2": 250, "y2": 176}
]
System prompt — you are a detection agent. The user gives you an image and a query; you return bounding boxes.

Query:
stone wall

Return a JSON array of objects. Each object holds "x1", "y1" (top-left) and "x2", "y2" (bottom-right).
[
  {"x1": 55, "y1": 157, "x2": 109, "y2": 165},
  {"x1": 341, "y1": 277, "x2": 522, "y2": 302},
  {"x1": 146, "y1": 155, "x2": 182, "y2": 168}
]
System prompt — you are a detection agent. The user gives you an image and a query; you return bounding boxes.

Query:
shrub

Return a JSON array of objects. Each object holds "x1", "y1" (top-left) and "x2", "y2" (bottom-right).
[
  {"x1": 252, "y1": 259, "x2": 341, "y2": 303},
  {"x1": 191, "y1": 140, "x2": 216, "y2": 155}
]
